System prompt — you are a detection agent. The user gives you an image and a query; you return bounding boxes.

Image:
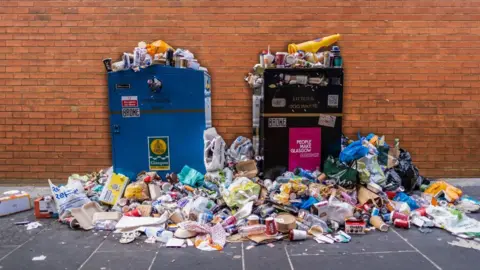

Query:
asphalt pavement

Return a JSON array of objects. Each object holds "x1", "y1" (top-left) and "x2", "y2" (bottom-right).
[{"x1": 0, "y1": 183, "x2": 479, "y2": 270}]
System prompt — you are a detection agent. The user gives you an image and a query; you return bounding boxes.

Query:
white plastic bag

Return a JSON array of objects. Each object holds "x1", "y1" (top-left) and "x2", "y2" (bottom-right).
[
  {"x1": 426, "y1": 205, "x2": 480, "y2": 235},
  {"x1": 204, "y1": 128, "x2": 226, "y2": 172},
  {"x1": 48, "y1": 179, "x2": 90, "y2": 216},
  {"x1": 327, "y1": 196, "x2": 354, "y2": 225},
  {"x1": 226, "y1": 136, "x2": 254, "y2": 164}
]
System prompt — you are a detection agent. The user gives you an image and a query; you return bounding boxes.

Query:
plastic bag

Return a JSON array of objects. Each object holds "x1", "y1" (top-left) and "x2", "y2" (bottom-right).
[
  {"x1": 426, "y1": 205, "x2": 480, "y2": 235},
  {"x1": 226, "y1": 136, "x2": 254, "y2": 164},
  {"x1": 323, "y1": 156, "x2": 358, "y2": 189},
  {"x1": 356, "y1": 158, "x2": 370, "y2": 185},
  {"x1": 223, "y1": 177, "x2": 260, "y2": 208},
  {"x1": 204, "y1": 128, "x2": 226, "y2": 172},
  {"x1": 383, "y1": 169, "x2": 402, "y2": 191},
  {"x1": 124, "y1": 181, "x2": 150, "y2": 201},
  {"x1": 339, "y1": 140, "x2": 369, "y2": 163},
  {"x1": 327, "y1": 196, "x2": 354, "y2": 224},
  {"x1": 48, "y1": 179, "x2": 90, "y2": 216},
  {"x1": 178, "y1": 165, "x2": 204, "y2": 188},
  {"x1": 394, "y1": 149, "x2": 421, "y2": 192},
  {"x1": 358, "y1": 154, "x2": 386, "y2": 186}
]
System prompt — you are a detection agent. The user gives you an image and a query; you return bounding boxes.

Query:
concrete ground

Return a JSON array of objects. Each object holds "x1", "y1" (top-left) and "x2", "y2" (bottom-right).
[{"x1": 0, "y1": 181, "x2": 479, "y2": 270}]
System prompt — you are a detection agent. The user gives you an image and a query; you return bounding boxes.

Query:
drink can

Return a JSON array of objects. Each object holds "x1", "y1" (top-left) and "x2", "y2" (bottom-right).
[
  {"x1": 371, "y1": 207, "x2": 380, "y2": 216},
  {"x1": 103, "y1": 58, "x2": 112, "y2": 72},
  {"x1": 225, "y1": 226, "x2": 238, "y2": 235},
  {"x1": 394, "y1": 219, "x2": 410, "y2": 229},
  {"x1": 382, "y1": 213, "x2": 391, "y2": 223},
  {"x1": 275, "y1": 52, "x2": 287, "y2": 67},
  {"x1": 363, "y1": 203, "x2": 371, "y2": 212},
  {"x1": 390, "y1": 211, "x2": 409, "y2": 222},
  {"x1": 222, "y1": 215, "x2": 237, "y2": 228},
  {"x1": 289, "y1": 229, "x2": 307, "y2": 241},
  {"x1": 265, "y1": 217, "x2": 277, "y2": 235},
  {"x1": 414, "y1": 207, "x2": 427, "y2": 217},
  {"x1": 166, "y1": 48, "x2": 174, "y2": 67}
]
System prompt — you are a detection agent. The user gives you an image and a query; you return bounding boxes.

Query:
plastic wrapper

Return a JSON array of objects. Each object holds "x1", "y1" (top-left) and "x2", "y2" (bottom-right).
[
  {"x1": 204, "y1": 128, "x2": 226, "y2": 172},
  {"x1": 179, "y1": 221, "x2": 227, "y2": 251},
  {"x1": 339, "y1": 140, "x2": 369, "y2": 163},
  {"x1": 393, "y1": 192, "x2": 419, "y2": 210},
  {"x1": 357, "y1": 154, "x2": 386, "y2": 186},
  {"x1": 226, "y1": 136, "x2": 254, "y2": 164},
  {"x1": 327, "y1": 196, "x2": 354, "y2": 224},
  {"x1": 222, "y1": 177, "x2": 261, "y2": 209},
  {"x1": 178, "y1": 165, "x2": 205, "y2": 188},
  {"x1": 124, "y1": 181, "x2": 149, "y2": 201},
  {"x1": 323, "y1": 156, "x2": 357, "y2": 189},
  {"x1": 426, "y1": 205, "x2": 480, "y2": 235},
  {"x1": 48, "y1": 179, "x2": 90, "y2": 216}
]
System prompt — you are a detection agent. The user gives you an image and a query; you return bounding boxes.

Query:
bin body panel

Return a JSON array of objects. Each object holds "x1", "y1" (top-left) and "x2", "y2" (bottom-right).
[{"x1": 108, "y1": 65, "x2": 211, "y2": 179}]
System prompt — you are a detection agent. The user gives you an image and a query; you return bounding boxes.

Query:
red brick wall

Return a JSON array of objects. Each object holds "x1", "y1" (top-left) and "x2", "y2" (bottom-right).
[{"x1": 1, "y1": 1, "x2": 480, "y2": 182}]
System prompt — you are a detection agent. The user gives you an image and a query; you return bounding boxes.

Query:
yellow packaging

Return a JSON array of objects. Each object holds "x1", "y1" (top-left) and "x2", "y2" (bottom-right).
[{"x1": 99, "y1": 173, "x2": 129, "y2": 206}]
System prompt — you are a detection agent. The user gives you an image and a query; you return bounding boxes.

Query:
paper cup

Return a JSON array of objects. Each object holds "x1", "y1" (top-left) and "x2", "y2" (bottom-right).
[
  {"x1": 370, "y1": 216, "x2": 389, "y2": 232},
  {"x1": 169, "y1": 210, "x2": 184, "y2": 224}
]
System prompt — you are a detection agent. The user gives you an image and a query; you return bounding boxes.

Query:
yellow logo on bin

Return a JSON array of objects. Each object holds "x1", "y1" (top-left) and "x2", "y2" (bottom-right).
[{"x1": 150, "y1": 139, "x2": 167, "y2": 155}]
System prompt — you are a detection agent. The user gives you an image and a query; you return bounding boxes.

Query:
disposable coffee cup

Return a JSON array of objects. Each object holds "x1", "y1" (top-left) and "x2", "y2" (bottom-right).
[
  {"x1": 103, "y1": 58, "x2": 112, "y2": 72},
  {"x1": 370, "y1": 216, "x2": 389, "y2": 232}
]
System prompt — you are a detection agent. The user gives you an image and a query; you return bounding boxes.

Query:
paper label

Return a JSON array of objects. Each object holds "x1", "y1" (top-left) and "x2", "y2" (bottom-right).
[
  {"x1": 148, "y1": 136, "x2": 171, "y2": 170},
  {"x1": 318, "y1": 114, "x2": 336, "y2": 128},
  {"x1": 122, "y1": 108, "x2": 140, "y2": 118},
  {"x1": 327, "y1": 95, "x2": 339, "y2": 108},
  {"x1": 288, "y1": 128, "x2": 321, "y2": 171},
  {"x1": 268, "y1": 118, "x2": 286, "y2": 128}
]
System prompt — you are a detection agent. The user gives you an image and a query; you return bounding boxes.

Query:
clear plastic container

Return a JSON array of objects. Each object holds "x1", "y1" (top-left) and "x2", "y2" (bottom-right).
[{"x1": 238, "y1": 225, "x2": 266, "y2": 237}]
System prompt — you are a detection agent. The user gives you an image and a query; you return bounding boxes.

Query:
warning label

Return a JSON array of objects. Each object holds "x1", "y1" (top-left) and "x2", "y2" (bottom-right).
[{"x1": 121, "y1": 96, "x2": 138, "y2": 107}]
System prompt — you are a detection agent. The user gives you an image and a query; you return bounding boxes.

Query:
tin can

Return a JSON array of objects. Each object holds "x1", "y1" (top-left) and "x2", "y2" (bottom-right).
[
  {"x1": 166, "y1": 48, "x2": 174, "y2": 67},
  {"x1": 382, "y1": 213, "x2": 391, "y2": 223},
  {"x1": 371, "y1": 207, "x2": 380, "y2": 216},
  {"x1": 103, "y1": 58, "x2": 112, "y2": 72},
  {"x1": 221, "y1": 215, "x2": 237, "y2": 228},
  {"x1": 289, "y1": 229, "x2": 307, "y2": 241},
  {"x1": 225, "y1": 225, "x2": 238, "y2": 235},
  {"x1": 363, "y1": 204, "x2": 371, "y2": 212},
  {"x1": 394, "y1": 219, "x2": 410, "y2": 229},
  {"x1": 265, "y1": 217, "x2": 277, "y2": 235},
  {"x1": 390, "y1": 211, "x2": 409, "y2": 222}
]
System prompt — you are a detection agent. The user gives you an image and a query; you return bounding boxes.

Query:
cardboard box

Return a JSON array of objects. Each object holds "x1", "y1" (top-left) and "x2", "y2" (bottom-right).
[
  {"x1": 99, "y1": 173, "x2": 129, "y2": 206},
  {"x1": 0, "y1": 191, "x2": 31, "y2": 217}
]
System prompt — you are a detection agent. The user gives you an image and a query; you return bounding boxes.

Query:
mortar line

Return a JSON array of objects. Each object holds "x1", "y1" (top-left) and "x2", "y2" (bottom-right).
[
  {"x1": 77, "y1": 240, "x2": 105, "y2": 270},
  {"x1": 0, "y1": 227, "x2": 47, "y2": 262},
  {"x1": 391, "y1": 228, "x2": 442, "y2": 270},
  {"x1": 284, "y1": 245, "x2": 295, "y2": 270}
]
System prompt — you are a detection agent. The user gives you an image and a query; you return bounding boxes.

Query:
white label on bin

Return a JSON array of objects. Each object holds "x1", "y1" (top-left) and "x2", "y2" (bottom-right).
[
  {"x1": 272, "y1": 98, "x2": 286, "y2": 108},
  {"x1": 268, "y1": 118, "x2": 286, "y2": 128},
  {"x1": 318, "y1": 114, "x2": 336, "y2": 128},
  {"x1": 327, "y1": 95, "x2": 339, "y2": 108},
  {"x1": 122, "y1": 108, "x2": 140, "y2": 118}
]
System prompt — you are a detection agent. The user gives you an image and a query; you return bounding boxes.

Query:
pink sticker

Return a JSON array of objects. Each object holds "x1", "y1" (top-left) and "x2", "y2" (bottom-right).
[{"x1": 288, "y1": 128, "x2": 321, "y2": 171}]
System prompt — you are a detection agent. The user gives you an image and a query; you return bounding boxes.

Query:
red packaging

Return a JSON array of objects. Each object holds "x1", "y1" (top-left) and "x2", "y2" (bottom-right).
[
  {"x1": 143, "y1": 175, "x2": 152, "y2": 184},
  {"x1": 394, "y1": 219, "x2": 410, "y2": 229},
  {"x1": 124, "y1": 208, "x2": 142, "y2": 217},
  {"x1": 362, "y1": 203, "x2": 371, "y2": 212},
  {"x1": 390, "y1": 211, "x2": 409, "y2": 222},
  {"x1": 265, "y1": 217, "x2": 278, "y2": 235},
  {"x1": 414, "y1": 207, "x2": 427, "y2": 217},
  {"x1": 221, "y1": 215, "x2": 237, "y2": 228},
  {"x1": 386, "y1": 191, "x2": 397, "y2": 200}
]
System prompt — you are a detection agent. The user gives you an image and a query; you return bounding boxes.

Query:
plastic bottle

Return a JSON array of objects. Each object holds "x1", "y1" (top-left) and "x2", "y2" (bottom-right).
[
  {"x1": 299, "y1": 210, "x2": 329, "y2": 232},
  {"x1": 94, "y1": 220, "x2": 117, "y2": 231},
  {"x1": 238, "y1": 225, "x2": 266, "y2": 237},
  {"x1": 288, "y1": 34, "x2": 341, "y2": 54}
]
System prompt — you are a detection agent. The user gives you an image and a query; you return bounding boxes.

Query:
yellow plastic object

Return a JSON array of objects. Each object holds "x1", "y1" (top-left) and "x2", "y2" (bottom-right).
[
  {"x1": 424, "y1": 181, "x2": 462, "y2": 203},
  {"x1": 288, "y1": 34, "x2": 341, "y2": 54},
  {"x1": 146, "y1": 40, "x2": 173, "y2": 57},
  {"x1": 124, "y1": 181, "x2": 149, "y2": 201},
  {"x1": 99, "y1": 173, "x2": 129, "y2": 206}
]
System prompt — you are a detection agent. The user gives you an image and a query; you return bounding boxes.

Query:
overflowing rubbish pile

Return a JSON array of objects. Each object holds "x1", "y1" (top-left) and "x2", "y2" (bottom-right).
[
  {"x1": 102, "y1": 39, "x2": 206, "y2": 73},
  {"x1": 30, "y1": 128, "x2": 480, "y2": 250},
  {"x1": 24, "y1": 35, "x2": 480, "y2": 250}
]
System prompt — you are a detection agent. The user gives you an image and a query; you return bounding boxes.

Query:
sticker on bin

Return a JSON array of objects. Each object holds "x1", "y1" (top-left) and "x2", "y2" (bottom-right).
[
  {"x1": 318, "y1": 114, "x2": 336, "y2": 128},
  {"x1": 268, "y1": 118, "x2": 286, "y2": 128},
  {"x1": 272, "y1": 98, "x2": 286, "y2": 108},
  {"x1": 121, "y1": 96, "x2": 138, "y2": 107},
  {"x1": 327, "y1": 95, "x2": 339, "y2": 108},
  {"x1": 122, "y1": 108, "x2": 140, "y2": 118}
]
